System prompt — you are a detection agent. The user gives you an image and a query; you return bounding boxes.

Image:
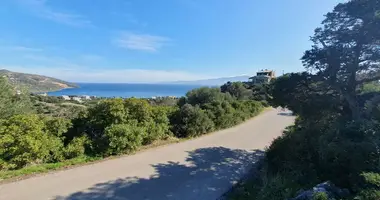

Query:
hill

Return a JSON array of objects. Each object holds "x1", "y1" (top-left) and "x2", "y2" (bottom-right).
[
  {"x1": 0, "y1": 69, "x2": 78, "y2": 93},
  {"x1": 165, "y1": 75, "x2": 251, "y2": 86}
]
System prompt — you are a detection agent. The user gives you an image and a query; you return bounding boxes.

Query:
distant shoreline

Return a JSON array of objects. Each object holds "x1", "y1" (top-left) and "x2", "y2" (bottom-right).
[{"x1": 46, "y1": 83, "x2": 201, "y2": 98}]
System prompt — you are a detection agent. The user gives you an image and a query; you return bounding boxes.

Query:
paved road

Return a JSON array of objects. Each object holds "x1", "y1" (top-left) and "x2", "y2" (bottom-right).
[{"x1": 0, "y1": 109, "x2": 294, "y2": 200}]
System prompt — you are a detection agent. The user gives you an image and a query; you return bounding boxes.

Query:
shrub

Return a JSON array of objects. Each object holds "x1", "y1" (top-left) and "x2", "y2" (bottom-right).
[
  {"x1": 312, "y1": 192, "x2": 329, "y2": 200},
  {"x1": 104, "y1": 124, "x2": 145, "y2": 155},
  {"x1": 317, "y1": 120, "x2": 380, "y2": 189},
  {"x1": 220, "y1": 81, "x2": 253, "y2": 100},
  {"x1": 124, "y1": 98, "x2": 153, "y2": 124},
  {"x1": 171, "y1": 104, "x2": 215, "y2": 138},
  {"x1": 142, "y1": 106, "x2": 173, "y2": 144},
  {"x1": 84, "y1": 99, "x2": 128, "y2": 154},
  {"x1": 64, "y1": 136, "x2": 89, "y2": 159},
  {"x1": 185, "y1": 87, "x2": 234, "y2": 106},
  {"x1": 356, "y1": 172, "x2": 380, "y2": 200},
  {"x1": 0, "y1": 115, "x2": 51, "y2": 169}
]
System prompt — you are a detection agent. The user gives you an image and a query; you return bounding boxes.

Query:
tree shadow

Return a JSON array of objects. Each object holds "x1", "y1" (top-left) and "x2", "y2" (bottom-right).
[
  {"x1": 55, "y1": 147, "x2": 264, "y2": 200},
  {"x1": 277, "y1": 112, "x2": 294, "y2": 116}
]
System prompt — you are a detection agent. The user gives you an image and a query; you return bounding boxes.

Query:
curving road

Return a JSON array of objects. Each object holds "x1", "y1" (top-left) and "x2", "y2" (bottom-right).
[{"x1": 0, "y1": 109, "x2": 294, "y2": 200}]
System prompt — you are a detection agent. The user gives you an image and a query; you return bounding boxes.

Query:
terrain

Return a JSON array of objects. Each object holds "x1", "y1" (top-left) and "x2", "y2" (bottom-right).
[
  {"x1": 0, "y1": 109, "x2": 294, "y2": 200},
  {"x1": 0, "y1": 69, "x2": 78, "y2": 93}
]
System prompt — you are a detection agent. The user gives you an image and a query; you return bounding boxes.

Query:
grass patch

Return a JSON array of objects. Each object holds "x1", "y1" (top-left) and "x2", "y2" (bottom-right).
[{"x1": 0, "y1": 156, "x2": 102, "y2": 182}]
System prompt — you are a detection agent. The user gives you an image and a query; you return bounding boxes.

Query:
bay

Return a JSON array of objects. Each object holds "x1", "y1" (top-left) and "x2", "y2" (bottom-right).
[{"x1": 47, "y1": 83, "x2": 204, "y2": 98}]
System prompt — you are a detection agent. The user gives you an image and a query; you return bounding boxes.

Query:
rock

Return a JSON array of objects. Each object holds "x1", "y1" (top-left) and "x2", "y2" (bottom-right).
[{"x1": 289, "y1": 181, "x2": 350, "y2": 200}]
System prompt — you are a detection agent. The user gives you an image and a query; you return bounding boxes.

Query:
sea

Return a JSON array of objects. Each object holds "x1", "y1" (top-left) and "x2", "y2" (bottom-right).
[{"x1": 47, "y1": 83, "x2": 204, "y2": 98}]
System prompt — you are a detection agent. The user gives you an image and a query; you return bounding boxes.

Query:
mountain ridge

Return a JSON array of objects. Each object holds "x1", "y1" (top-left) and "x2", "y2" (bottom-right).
[{"x1": 0, "y1": 69, "x2": 78, "y2": 93}]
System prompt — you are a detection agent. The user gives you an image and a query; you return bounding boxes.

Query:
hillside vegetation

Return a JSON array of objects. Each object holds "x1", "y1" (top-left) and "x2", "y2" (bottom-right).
[
  {"x1": 228, "y1": 0, "x2": 380, "y2": 199},
  {"x1": 0, "y1": 69, "x2": 78, "y2": 93},
  {"x1": 0, "y1": 76, "x2": 268, "y2": 179}
]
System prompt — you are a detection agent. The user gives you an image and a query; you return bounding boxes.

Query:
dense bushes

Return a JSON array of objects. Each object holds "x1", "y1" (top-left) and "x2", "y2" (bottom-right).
[
  {"x1": 104, "y1": 124, "x2": 145, "y2": 155},
  {"x1": 0, "y1": 115, "x2": 75, "y2": 169},
  {"x1": 0, "y1": 78, "x2": 265, "y2": 174},
  {"x1": 171, "y1": 87, "x2": 264, "y2": 138},
  {"x1": 171, "y1": 104, "x2": 215, "y2": 138}
]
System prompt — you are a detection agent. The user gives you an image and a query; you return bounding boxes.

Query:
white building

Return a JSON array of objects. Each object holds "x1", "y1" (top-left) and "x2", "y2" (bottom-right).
[
  {"x1": 72, "y1": 97, "x2": 83, "y2": 103},
  {"x1": 81, "y1": 95, "x2": 91, "y2": 100},
  {"x1": 61, "y1": 95, "x2": 71, "y2": 100}
]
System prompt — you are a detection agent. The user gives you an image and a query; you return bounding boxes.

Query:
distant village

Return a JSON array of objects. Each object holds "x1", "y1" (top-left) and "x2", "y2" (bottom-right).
[
  {"x1": 37, "y1": 93, "x2": 179, "y2": 103},
  {"x1": 9, "y1": 69, "x2": 277, "y2": 103}
]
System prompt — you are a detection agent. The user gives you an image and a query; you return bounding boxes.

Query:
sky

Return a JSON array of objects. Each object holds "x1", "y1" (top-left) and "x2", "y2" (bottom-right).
[{"x1": 0, "y1": 0, "x2": 343, "y2": 83}]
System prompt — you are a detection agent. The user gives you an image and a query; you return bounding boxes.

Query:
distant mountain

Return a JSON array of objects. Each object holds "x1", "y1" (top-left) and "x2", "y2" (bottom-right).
[
  {"x1": 165, "y1": 75, "x2": 251, "y2": 86},
  {"x1": 0, "y1": 69, "x2": 78, "y2": 93}
]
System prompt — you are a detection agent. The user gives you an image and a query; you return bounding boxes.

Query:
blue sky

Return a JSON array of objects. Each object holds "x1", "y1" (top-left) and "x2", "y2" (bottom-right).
[{"x1": 0, "y1": 0, "x2": 342, "y2": 83}]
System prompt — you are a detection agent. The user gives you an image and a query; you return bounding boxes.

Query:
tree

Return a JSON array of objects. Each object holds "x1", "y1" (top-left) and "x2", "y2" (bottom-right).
[
  {"x1": 302, "y1": 0, "x2": 380, "y2": 120},
  {"x1": 270, "y1": 73, "x2": 343, "y2": 118}
]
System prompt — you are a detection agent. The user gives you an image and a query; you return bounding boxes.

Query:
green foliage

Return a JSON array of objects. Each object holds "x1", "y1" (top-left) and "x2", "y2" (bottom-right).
[
  {"x1": 221, "y1": 82, "x2": 253, "y2": 100},
  {"x1": 231, "y1": 1, "x2": 380, "y2": 199},
  {"x1": 0, "y1": 79, "x2": 263, "y2": 178},
  {"x1": 148, "y1": 97, "x2": 178, "y2": 106},
  {"x1": 301, "y1": 0, "x2": 380, "y2": 120},
  {"x1": 124, "y1": 98, "x2": 153, "y2": 124},
  {"x1": 185, "y1": 87, "x2": 234, "y2": 106},
  {"x1": 104, "y1": 124, "x2": 144, "y2": 155},
  {"x1": 360, "y1": 82, "x2": 380, "y2": 94},
  {"x1": 0, "y1": 77, "x2": 34, "y2": 119},
  {"x1": 175, "y1": 87, "x2": 265, "y2": 136},
  {"x1": 143, "y1": 106, "x2": 173, "y2": 145},
  {"x1": 354, "y1": 172, "x2": 380, "y2": 200},
  {"x1": 171, "y1": 104, "x2": 215, "y2": 138},
  {"x1": 64, "y1": 136, "x2": 88, "y2": 159},
  {"x1": 0, "y1": 115, "x2": 51, "y2": 169},
  {"x1": 0, "y1": 69, "x2": 78, "y2": 93},
  {"x1": 312, "y1": 192, "x2": 329, "y2": 200}
]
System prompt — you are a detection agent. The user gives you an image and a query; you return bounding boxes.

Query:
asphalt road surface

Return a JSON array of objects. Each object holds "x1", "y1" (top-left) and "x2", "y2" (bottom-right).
[{"x1": 0, "y1": 108, "x2": 294, "y2": 200}]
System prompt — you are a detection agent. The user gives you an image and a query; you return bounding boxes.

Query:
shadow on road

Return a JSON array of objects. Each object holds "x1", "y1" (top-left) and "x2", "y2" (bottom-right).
[
  {"x1": 277, "y1": 112, "x2": 294, "y2": 116},
  {"x1": 55, "y1": 147, "x2": 264, "y2": 200}
]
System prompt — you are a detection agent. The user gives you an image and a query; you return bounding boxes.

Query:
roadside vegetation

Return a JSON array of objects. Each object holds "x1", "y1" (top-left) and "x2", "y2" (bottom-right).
[
  {"x1": 0, "y1": 76, "x2": 267, "y2": 180},
  {"x1": 227, "y1": 0, "x2": 380, "y2": 199}
]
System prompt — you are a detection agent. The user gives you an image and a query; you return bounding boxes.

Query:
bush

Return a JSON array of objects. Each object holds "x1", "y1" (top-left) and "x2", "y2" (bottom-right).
[
  {"x1": 104, "y1": 124, "x2": 145, "y2": 155},
  {"x1": 356, "y1": 172, "x2": 380, "y2": 200},
  {"x1": 83, "y1": 98, "x2": 128, "y2": 154},
  {"x1": 124, "y1": 98, "x2": 153, "y2": 124},
  {"x1": 0, "y1": 115, "x2": 52, "y2": 169},
  {"x1": 171, "y1": 104, "x2": 215, "y2": 138},
  {"x1": 64, "y1": 136, "x2": 89, "y2": 159},
  {"x1": 312, "y1": 192, "x2": 329, "y2": 200},
  {"x1": 185, "y1": 87, "x2": 234, "y2": 106}
]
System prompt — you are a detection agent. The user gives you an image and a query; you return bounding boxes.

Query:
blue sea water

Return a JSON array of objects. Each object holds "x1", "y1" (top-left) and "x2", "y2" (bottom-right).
[{"x1": 48, "y1": 83, "x2": 203, "y2": 98}]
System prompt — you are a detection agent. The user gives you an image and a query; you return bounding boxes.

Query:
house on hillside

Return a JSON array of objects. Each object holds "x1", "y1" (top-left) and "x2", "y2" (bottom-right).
[{"x1": 249, "y1": 69, "x2": 276, "y2": 85}]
